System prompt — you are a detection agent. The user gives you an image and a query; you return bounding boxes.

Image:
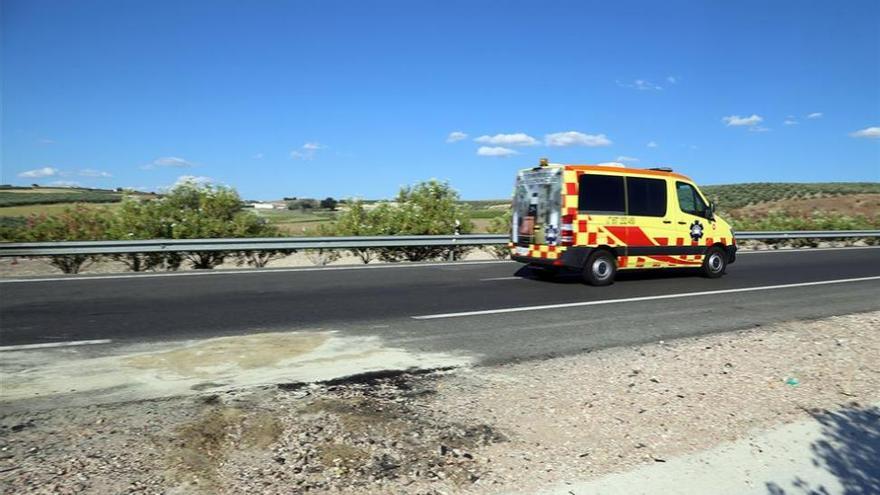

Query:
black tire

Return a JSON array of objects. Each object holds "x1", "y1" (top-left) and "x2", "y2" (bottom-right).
[
  {"x1": 582, "y1": 250, "x2": 616, "y2": 286},
  {"x1": 701, "y1": 246, "x2": 727, "y2": 278}
]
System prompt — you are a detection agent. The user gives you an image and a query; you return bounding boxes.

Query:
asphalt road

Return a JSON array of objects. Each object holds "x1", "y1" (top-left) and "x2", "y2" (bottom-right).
[{"x1": 2, "y1": 247, "x2": 879, "y2": 364}]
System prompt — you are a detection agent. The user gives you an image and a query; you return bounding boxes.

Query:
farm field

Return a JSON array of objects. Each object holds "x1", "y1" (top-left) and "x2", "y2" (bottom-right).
[
  {"x1": 0, "y1": 202, "x2": 122, "y2": 217},
  {"x1": 251, "y1": 208, "x2": 337, "y2": 234}
]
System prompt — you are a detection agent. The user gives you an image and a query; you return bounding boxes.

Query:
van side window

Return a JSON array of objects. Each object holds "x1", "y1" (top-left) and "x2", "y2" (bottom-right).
[
  {"x1": 676, "y1": 182, "x2": 708, "y2": 217},
  {"x1": 578, "y1": 174, "x2": 625, "y2": 214},
  {"x1": 626, "y1": 177, "x2": 667, "y2": 217}
]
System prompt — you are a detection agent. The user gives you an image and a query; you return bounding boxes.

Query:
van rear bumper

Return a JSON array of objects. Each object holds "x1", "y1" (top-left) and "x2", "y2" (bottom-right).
[{"x1": 512, "y1": 247, "x2": 593, "y2": 270}]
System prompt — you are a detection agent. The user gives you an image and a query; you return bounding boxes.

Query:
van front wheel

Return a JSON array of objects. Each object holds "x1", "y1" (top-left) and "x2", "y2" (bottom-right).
[
  {"x1": 701, "y1": 247, "x2": 727, "y2": 278},
  {"x1": 582, "y1": 250, "x2": 616, "y2": 286}
]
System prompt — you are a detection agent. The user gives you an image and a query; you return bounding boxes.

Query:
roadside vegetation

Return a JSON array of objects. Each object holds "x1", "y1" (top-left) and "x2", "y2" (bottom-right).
[{"x1": 1, "y1": 179, "x2": 475, "y2": 273}]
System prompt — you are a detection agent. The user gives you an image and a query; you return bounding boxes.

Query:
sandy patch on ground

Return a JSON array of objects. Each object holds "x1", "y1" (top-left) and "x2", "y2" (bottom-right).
[{"x1": 0, "y1": 331, "x2": 473, "y2": 412}]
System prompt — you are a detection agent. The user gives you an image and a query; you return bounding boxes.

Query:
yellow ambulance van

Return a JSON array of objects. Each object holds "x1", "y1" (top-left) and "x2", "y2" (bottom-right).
[{"x1": 510, "y1": 159, "x2": 736, "y2": 285}]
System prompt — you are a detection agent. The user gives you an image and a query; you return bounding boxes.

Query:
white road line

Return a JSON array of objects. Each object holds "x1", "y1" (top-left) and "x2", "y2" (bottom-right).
[
  {"x1": 480, "y1": 276, "x2": 523, "y2": 281},
  {"x1": 411, "y1": 275, "x2": 880, "y2": 320},
  {"x1": 0, "y1": 260, "x2": 515, "y2": 284},
  {"x1": 0, "y1": 339, "x2": 112, "y2": 352}
]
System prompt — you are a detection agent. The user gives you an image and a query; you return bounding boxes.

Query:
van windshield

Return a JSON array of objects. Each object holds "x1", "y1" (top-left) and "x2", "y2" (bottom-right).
[{"x1": 512, "y1": 167, "x2": 563, "y2": 246}]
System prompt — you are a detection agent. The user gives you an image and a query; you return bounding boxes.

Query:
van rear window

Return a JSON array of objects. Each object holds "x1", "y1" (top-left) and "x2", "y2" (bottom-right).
[{"x1": 578, "y1": 174, "x2": 625, "y2": 214}]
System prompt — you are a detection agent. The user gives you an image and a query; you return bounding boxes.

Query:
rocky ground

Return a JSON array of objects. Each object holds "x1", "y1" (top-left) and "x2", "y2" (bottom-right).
[{"x1": 1, "y1": 311, "x2": 878, "y2": 494}]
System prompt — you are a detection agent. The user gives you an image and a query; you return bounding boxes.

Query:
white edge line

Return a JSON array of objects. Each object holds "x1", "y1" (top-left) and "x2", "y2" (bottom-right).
[
  {"x1": 0, "y1": 339, "x2": 112, "y2": 352},
  {"x1": 0, "y1": 260, "x2": 516, "y2": 284},
  {"x1": 412, "y1": 275, "x2": 880, "y2": 320}
]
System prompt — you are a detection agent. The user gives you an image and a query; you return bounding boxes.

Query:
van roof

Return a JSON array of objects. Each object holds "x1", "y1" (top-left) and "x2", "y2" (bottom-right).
[{"x1": 563, "y1": 164, "x2": 692, "y2": 181}]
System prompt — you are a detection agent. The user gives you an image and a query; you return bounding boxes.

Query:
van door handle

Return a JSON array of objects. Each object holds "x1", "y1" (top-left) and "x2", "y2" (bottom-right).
[
  {"x1": 662, "y1": 220, "x2": 672, "y2": 224},
  {"x1": 677, "y1": 221, "x2": 687, "y2": 225}
]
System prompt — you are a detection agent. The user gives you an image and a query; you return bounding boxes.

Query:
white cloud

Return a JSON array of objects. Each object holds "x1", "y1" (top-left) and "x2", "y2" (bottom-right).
[
  {"x1": 596, "y1": 162, "x2": 627, "y2": 168},
  {"x1": 18, "y1": 166, "x2": 59, "y2": 178},
  {"x1": 615, "y1": 155, "x2": 640, "y2": 163},
  {"x1": 806, "y1": 112, "x2": 823, "y2": 119},
  {"x1": 666, "y1": 76, "x2": 679, "y2": 84},
  {"x1": 749, "y1": 126, "x2": 771, "y2": 133},
  {"x1": 476, "y1": 146, "x2": 519, "y2": 157},
  {"x1": 722, "y1": 114, "x2": 764, "y2": 127},
  {"x1": 783, "y1": 116, "x2": 799, "y2": 126},
  {"x1": 617, "y1": 79, "x2": 663, "y2": 91},
  {"x1": 647, "y1": 141, "x2": 658, "y2": 148},
  {"x1": 142, "y1": 156, "x2": 195, "y2": 170},
  {"x1": 474, "y1": 133, "x2": 539, "y2": 147},
  {"x1": 252, "y1": 153, "x2": 264, "y2": 159},
  {"x1": 850, "y1": 126, "x2": 880, "y2": 139},
  {"x1": 291, "y1": 142, "x2": 325, "y2": 160},
  {"x1": 49, "y1": 180, "x2": 81, "y2": 187},
  {"x1": 446, "y1": 131, "x2": 468, "y2": 143},
  {"x1": 545, "y1": 131, "x2": 612, "y2": 147},
  {"x1": 77, "y1": 169, "x2": 112, "y2": 178}
]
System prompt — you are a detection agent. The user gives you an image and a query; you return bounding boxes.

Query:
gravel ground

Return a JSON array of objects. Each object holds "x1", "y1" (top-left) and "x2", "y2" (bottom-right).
[{"x1": 1, "y1": 311, "x2": 878, "y2": 494}]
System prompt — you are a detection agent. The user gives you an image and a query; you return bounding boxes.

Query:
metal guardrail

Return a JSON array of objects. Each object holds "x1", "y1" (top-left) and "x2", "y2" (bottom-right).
[
  {"x1": 0, "y1": 234, "x2": 506, "y2": 256},
  {"x1": 0, "y1": 231, "x2": 877, "y2": 257},
  {"x1": 734, "y1": 230, "x2": 880, "y2": 240}
]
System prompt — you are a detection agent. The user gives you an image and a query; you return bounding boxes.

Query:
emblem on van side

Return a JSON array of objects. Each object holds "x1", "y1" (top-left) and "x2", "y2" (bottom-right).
[{"x1": 689, "y1": 220, "x2": 704, "y2": 241}]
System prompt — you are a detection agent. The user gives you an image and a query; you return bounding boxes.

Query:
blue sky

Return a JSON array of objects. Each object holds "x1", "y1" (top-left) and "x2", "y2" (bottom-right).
[{"x1": 2, "y1": 0, "x2": 879, "y2": 200}]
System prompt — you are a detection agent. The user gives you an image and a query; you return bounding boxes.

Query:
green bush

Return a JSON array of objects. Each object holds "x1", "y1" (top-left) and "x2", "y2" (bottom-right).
[
  {"x1": 325, "y1": 180, "x2": 474, "y2": 262},
  {"x1": 20, "y1": 205, "x2": 114, "y2": 273}
]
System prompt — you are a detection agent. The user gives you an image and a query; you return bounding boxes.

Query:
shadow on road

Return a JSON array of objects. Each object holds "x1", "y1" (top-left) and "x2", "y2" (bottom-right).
[
  {"x1": 514, "y1": 264, "x2": 704, "y2": 284},
  {"x1": 766, "y1": 403, "x2": 880, "y2": 495}
]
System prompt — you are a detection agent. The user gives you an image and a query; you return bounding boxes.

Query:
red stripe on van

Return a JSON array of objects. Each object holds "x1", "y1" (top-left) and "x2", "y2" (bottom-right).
[{"x1": 605, "y1": 226, "x2": 656, "y2": 247}]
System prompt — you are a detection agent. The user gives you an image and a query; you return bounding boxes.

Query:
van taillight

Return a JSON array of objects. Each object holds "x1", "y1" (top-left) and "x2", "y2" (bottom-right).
[{"x1": 560, "y1": 214, "x2": 574, "y2": 246}]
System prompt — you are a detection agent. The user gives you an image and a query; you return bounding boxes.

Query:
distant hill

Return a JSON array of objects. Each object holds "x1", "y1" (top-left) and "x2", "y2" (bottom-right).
[
  {"x1": 0, "y1": 186, "x2": 154, "y2": 208},
  {"x1": 701, "y1": 182, "x2": 880, "y2": 211}
]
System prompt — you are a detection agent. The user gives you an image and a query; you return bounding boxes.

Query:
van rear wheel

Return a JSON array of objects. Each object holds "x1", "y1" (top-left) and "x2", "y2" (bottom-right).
[
  {"x1": 582, "y1": 250, "x2": 616, "y2": 286},
  {"x1": 701, "y1": 247, "x2": 727, "y2": 278}
]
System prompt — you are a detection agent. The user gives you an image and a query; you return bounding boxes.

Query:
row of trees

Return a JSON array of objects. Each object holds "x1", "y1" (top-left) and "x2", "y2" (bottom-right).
[
  {"x1": 4, "y1": 179, "x2": 490, "y2": 273},
  {"x1": 286, "y1": 197, "x2": 338, "y2": 211},
  {"x1": 13, "y1": 182, "x2": 283, "y2": 273}
]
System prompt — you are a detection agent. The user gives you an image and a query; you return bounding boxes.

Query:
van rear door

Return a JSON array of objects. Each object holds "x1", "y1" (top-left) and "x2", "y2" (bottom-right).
[{"x1": 511, "y1": 167, "x2": 563, "y2": 250}]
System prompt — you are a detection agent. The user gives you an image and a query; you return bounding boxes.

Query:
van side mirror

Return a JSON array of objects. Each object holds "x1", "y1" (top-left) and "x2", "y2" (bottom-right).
[{"x1": 706, "y1": 201, "x2": 716, "y2": 221}]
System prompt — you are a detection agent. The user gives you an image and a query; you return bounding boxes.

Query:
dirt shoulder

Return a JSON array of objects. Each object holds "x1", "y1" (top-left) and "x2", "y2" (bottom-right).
[{"x1": 2, "y1": 312, "x2": 878, "y2": 494}]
